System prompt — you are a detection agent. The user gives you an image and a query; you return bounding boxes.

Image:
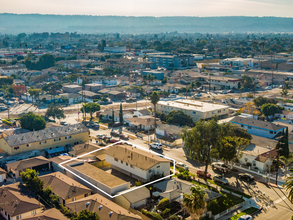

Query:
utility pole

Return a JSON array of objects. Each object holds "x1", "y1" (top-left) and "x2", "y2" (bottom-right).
[{"x1": 208, "y1": 71, "x2": 211, "y2": 92}]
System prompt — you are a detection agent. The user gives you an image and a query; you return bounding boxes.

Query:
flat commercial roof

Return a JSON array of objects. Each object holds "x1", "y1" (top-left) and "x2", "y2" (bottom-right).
[
  {"x1": 158, "y1": 99, "x2": 229, "y2": 113},
  {"x1": 71, "y1": 162, "x2": 128, "y2": 188}
]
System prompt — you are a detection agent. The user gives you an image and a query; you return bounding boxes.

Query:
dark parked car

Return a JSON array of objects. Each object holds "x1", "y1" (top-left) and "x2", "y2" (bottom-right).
[{"x1": 238, "y1": 173, "x2": 254, "y2": 181}]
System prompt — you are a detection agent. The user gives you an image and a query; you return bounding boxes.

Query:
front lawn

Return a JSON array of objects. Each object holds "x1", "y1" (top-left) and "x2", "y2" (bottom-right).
[{"x1": 228, "y1": 207, "x2": 259, "y2": 220}]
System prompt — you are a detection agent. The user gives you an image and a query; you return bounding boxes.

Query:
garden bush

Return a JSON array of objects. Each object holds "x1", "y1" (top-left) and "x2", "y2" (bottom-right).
[
  {"x1": 177, "y1": 170, "x2": 190, "y2": 180},
  {"x1": 161, "y1": 208, "x2": 170, "y2": 218},
  {"x1": 2, "y1": 119, "x2": 12, "y2": 126},
  {"x1": 157, "y1": 198, "x2": 170, "y2": 210},
  {"x1": 141, "y1": 209, "x2": 163, "y2": 220},
  {"x1": 135, "y1": 180, "x2": 142, "y2": 186}
]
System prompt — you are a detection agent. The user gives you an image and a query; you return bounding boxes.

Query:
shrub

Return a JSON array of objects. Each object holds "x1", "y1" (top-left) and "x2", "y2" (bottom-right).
[
  {"x1": 177, "y1": 167, "x2": 185, "y2": 173},
  {"x1": 141, "y1": 209, "x2": 163, "y2": 220},
  {"x1": 135, "y1": 180, "x2": 142, "y2": 186},
  {"x1": 2, "y1": 119, "x2": 12, "y2": 126},
  {"x1": 157, "y1": 198, "x2": 169, "y2": 210},
  {"x1": 161, "y1": 208, "x2": 170, "y2": 218},
  {"x1": 169, "y1": 216, "x2": 179, "y2": 220},
  {"x1": 177, "y1": 170, "x2": 190, "y2": 180},
  {"x1": 246, "y1": 162, "x2": 252, "y2": 167}
]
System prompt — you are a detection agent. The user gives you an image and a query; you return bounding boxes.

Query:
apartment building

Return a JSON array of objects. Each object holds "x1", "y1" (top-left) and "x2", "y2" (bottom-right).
[
  {"x1": 157, "y1": 99, "x2": 229, "y2": 121},
  {"x1": 105, "y1": 144, "x2": 171, "y2": 182},
  {"x1": 63, "y1": 85, "x2": 82, "y2": 93},
  {"x1": 220, "y1": 58, "x2": 259, "y2": 67},
  {"x1": 147, "y1": 54, "x2": 194, "y2": 68},
  {"x1": 0, "y1": 123, "x2": 89, "y2": 155}
]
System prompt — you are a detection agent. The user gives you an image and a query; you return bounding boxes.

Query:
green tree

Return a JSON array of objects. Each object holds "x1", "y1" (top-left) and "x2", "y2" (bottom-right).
[
  {"x1": 261, "y1": 103, "x2": 280, "y2": 116},
  {"x1": 280, "y1": 156, "x2": 293, "y2": 178},
  {"x1": 253, "y1": 96, "x2": 278, "y2": 107},
  {"x1": 241, "y1": 75, "x2": 253, "y2": 89},
  {"x1": 119, "y1": 103, "x2": 123, "y2": 124},
  {"x1": 45, "y1": 105, "x2": 66, "y2": 122},
  {"x1": 20, "y1": 112, "x2": 46, "y2": 131},
  {"x1": 183, "y1": 186, "x2": 207, "y2": 220},
  {"x1": 80, "y1": 103, "x2": 101, "y2": 120},
  {"x1": 0, "y1": 76, "x2": 14, "y2": 87},
  {"x1": 20, "y1": 169, "x2": 44, "y2": 194},
  {"x1": 277, "y1": 127, "x2": 289, "y2": 158},
  {"x1": 162, "y1": 77, "x2": 167, "y2": 84},
  {"x1": 28, "y1": 88, "x2": 41, "y2": 104},
  {"x1": 150, "y1": 92, "x2": 160, "y2": 129},
  {"x1": 166, "y1": 110, "x2": 193, "y2": 126},
  {"x1": 74, "y1": 210, "x2": 100, "y2": 220}
]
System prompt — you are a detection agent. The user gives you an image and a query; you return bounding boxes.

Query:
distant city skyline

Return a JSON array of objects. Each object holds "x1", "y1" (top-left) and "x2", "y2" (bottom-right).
[{"x1": 1, "y1": 0, "x2": 293, "y2": 17}]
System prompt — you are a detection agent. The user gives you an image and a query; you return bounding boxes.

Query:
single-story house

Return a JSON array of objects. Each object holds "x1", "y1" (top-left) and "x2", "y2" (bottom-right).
[
  {"x1": 273, "y1": 119, "x2": 293, "y2": 132},
  {"x1": 231, "y1": 116, "x2": 286, "y2": 139},
  {"x1": 275, "y1": 110, "x2": 293, "y2": 119},
  {"x1": 153, "y1": 178, "x2": 221, "y2": 203},
  {"x1": 6, "y1": 156, "x2": 51, "y2": 178},
  {"x1": 108, "y1": 91, "x2": 127, "y2": 100},
  {"x1": 100, "y1": 109, "x2": 133, "y2": 122},
  {"x1": 125, "y1": 117, "x2": 159, "y2": 131},
  {"x1": 59, "y1": 93, "x2": 82, "y2": 104},
  {"x1": 21, "y1": 208, "x2": 69, "y2": 220},
  {"x1": 133, "y1": 109, "x2": 151, "y2": 117},
  {"x1": 239, "y1": 145, "x2": 278, "y2": 172},
  {"x1": 40, "y1": 171, "x2": 92, "y2": 205},
  {"x1": 114, "y1": 187, "x2": 150, "y2": 209},
  {"x1": 78, "y1": 90, "x2": 101, "y2": 99}
]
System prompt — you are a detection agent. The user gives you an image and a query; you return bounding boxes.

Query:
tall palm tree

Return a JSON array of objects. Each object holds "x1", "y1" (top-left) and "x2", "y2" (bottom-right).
[
  {"x1": 150, "y1": 91, "x2": 160, "y2": 129},
  {"x1": 183, "y1": 185, "x2": 207, "y2": 220},
  {"x1": 279, "y1": 156, "x2": 293, "y2": 178},
  {"x1": 283, "y1": 169, "x2": 293, "y2": 203}
]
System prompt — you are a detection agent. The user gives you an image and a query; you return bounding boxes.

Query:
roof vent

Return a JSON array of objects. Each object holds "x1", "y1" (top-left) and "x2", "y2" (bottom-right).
[
  {"x1": 109, "y1": 211, "x2": 113, "y2": 217},
  {"x1": 86, "y1": 202, "x2": 90, "y2": 208},
  {"x1": 99, "y1": 205, "x2": 102, "y2": 210}
]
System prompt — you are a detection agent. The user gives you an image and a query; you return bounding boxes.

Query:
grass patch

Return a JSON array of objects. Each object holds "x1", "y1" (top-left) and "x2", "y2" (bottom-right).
[{"x1": 228, "y1": 207, "x2": 259, "y2": 220}]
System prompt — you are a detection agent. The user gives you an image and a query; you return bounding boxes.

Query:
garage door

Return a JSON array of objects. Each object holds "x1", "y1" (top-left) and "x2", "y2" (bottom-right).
[{"x1": 0, "y1": 175, "x2": 2, "y2": 182}]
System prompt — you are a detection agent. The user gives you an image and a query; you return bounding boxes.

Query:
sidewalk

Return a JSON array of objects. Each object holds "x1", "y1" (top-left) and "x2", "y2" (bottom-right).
[{"x1": 218, "y1": 197, "x2": 262, "y2": 220}]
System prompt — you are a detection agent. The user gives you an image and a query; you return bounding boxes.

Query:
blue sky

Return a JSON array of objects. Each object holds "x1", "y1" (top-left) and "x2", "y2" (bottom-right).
[{"x1": 1, "y1": 0, "x2": 293, "y2": 17}]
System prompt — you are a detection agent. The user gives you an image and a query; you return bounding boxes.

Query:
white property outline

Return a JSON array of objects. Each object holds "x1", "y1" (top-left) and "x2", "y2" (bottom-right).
[{"x1": 58, "y1": 141, "x2": 176, "y2": 198}]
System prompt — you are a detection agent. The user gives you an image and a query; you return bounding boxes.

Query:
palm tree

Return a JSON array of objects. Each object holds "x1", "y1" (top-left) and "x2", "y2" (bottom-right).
[
  {"x1": 283, "y1": 169, "x2": 293, "y2": 203},
  {"x1": 150, "y1": 91, "x2": 160, "y2": 129},
  {"x1": 183, "y1": 185, "x2": 207, "y2": 220},
  {"x1": 279, "y1": 156, "x2": 293, "y2": 178}
]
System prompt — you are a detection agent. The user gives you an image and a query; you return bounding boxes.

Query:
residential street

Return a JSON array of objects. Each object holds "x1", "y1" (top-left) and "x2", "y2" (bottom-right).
[{"x1": 62, "y1": 114, "x2": 293, "y2": 219}]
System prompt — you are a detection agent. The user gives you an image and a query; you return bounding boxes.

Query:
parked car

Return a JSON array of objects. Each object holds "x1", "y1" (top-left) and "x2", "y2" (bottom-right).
[
  {"x1": 110, "y1": 138, "x2": 120, "y2": 143},
  {"x1": 238, "y1": 173, "x2": 254, "y2": 181},
  {"x1": 213, "y1": 174, "x2": 229, "y2": 185},
  {"x1": 60, "y1": 121, "x2": 68, "y2": 126},
  {"x1": 113, "y1": 122, "x2": 121, "y2": 127},
  {"x1": 176, "y1": 162, "x2": 189, "y2": 171},
  {"x1": 169, "y1": 94, "x2": 177, "y2": 98},
  {"x1": 196, "y1": 169, "x2": 211, "y2": 178},
  {"x1": 150, "y1": 142, "x2": 163, "y2": 150},
  {"x1": 96, "y1": 134, "x2": 105, "y2": 139},
  {"x1": 221, "y1": 90, "x2": 228, "y2": 94},
  {"x1": 238, "y1": 215, "x2": 252, "y2": 220},
  {"x1": 110, "y1": 130, "x2": 120, "y2": 137},
  {"x1": 195, "y1": 93, "x2": 202, "y2": 97},
  {"x1": 265, "y1": 86, "x2": 272, "y2": 90},
  {"x1": 19, "y1": 100, "x2": 24, "y2": 104},
  {"x1": 227, "y1": 90, "x2": 234, "y2": 93},
  {"x1": 102, "y1": 135, "x2": 112, "y2": 141},
  {"x1": 211, "y1": 162, "x2": 230, "y2": 173},
  {"x1": 120, "y1": 133, "x2": 129, "y2": 140}
]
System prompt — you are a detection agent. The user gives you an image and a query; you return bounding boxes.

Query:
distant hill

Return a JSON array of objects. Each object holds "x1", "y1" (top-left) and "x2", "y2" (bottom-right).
[{"x1": 1, "y1": 14, "x2": 293, "y2": 34}]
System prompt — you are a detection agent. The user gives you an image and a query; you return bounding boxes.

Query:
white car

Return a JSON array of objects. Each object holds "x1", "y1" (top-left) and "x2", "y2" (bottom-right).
[
  {"x1": 150, "y1": 143, "x2": 162, "y2": 150},
  {"x1": 238, "y1": 215, "x2": 252, "y2": 220},
  {"x1": 265, "y1": 86, "x2": 272, "y2": 90},
  {"x1": 196, "y1": 93, "x2": 202, "y2": 97},
  {"x1": 176, "y1": 162, "x2": 189, "y2": 170}
]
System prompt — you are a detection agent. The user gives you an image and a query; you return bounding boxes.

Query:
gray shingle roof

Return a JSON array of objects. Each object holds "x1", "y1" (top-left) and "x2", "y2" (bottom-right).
[
  {"x1": 231, "y1": 116, "x2": 286, "y2": 131},
  {"x1": 4, "y1": 123, "x2": 89, "y2": 147}
]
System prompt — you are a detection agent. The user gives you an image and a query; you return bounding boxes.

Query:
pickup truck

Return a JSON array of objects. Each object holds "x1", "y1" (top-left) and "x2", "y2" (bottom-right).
[{"x1": 211, "y1": 162, "x2": 230, "y2": 173}]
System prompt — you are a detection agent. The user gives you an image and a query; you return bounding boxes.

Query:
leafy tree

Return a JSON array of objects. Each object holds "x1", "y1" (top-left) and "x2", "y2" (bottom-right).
[
  {"x1": 183, "y1": 186, "x2": 206, "y2": 220},
  {"x1": 162, "y1": 77, "x2": 167, "y2": 84},
  {"x1": 253, "y1": 96, "x2": 278, "y2": 107},
  {"x1": 10, "y1": 73, "x2": 18, "y2": 79},
  {"x1": 45, "y1": 105, "x2": 66, "y2": 122},
  {"x1": 0, "y1": 76, "x2": 14, "y2": 87},
  {"x1": 261, "y1": 103, "x2": 280, "y2": 116},
  {"x1": 20, "y1": 112, "x2": 46, "y2": 131},
  {"x1": 74, "y1": 210, "x2": 100, "y2": 220},
  {"x1": 28, "y1": 88, "x2": 41, "y2": 104},
  {"x1": 119, "y1": 103, "x2": 123, "y2": 124},
  {"x1": 157, "y1": 198, "x2": 169, "y2": 210},
  {"x1": 68, "y1": 73, "x2": 79, "y2": 82},
  {"x1": 12, "y1": 85, "x2": 27, "y2": 97},
  {"x1": 166, "y1": 110, "x2": 193, "y2": 126},
  {"x1": 80, "y1": 103, "x2": 101, "y2": 120},
  {"x1": 20, "y1": 169, "x2": 44, "y2": 194},
  {"x1": 150, "y1": 92, "x2": 160, "y2": 128},
  {"x1": 279, "y1": 155, "x2": 293, "y2": 178},
  {"x1": 241, "y1": 75, "x2": 253, "y2": 89}
]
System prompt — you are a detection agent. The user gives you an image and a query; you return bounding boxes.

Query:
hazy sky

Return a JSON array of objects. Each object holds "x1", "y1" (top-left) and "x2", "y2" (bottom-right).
[{"x1": 1, "y1": 0, "x2": 293, "y2": 17}]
